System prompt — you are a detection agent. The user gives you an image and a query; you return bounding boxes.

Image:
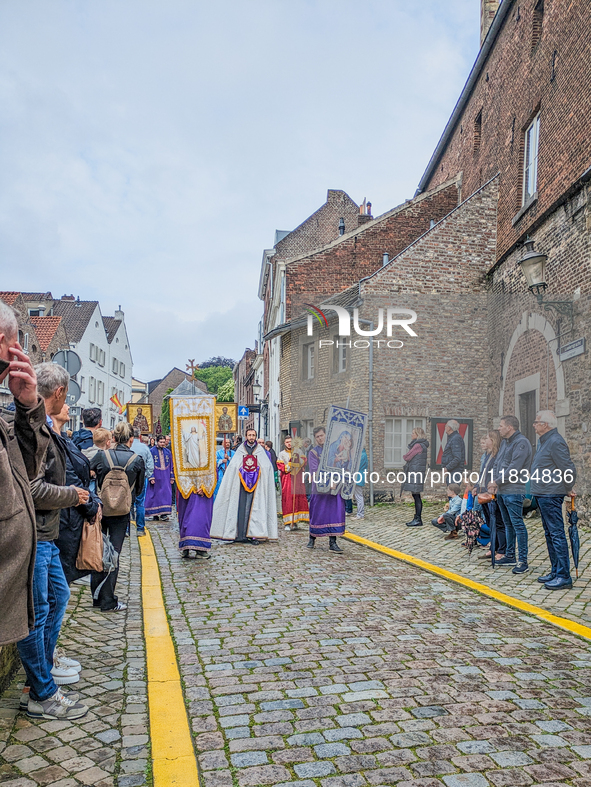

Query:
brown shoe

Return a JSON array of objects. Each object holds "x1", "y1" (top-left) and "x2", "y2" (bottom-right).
[{"x1": 444, "y1": 531, "x2": 458, "y2": 540}]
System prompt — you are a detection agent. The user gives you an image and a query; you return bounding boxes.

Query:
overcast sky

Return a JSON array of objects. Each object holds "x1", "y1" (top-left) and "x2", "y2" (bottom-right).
[{"x1": 0, "y1": 0, "x2": 480, "y2": 380}]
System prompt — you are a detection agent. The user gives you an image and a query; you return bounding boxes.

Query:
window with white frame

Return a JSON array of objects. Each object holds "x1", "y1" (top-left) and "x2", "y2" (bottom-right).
[
  {"x1": 303, "y1": 343, "x2": 315, "y2": 380},
  {"x1": 98, "y1": 349, "x2": 105, "y2": 367},
  {"x1": 89, "y1": 343, "x2": 97, "y2": 362},
  {"x1": 384, "y1": 417, "x2": 426, "y2": 467},
  {"x1": 302, "y1": 420, "x2": 314, "y2": 439},
  {"x1": 79, "y1": 376, "x2": 85, "y2": 393},
  {"x1": 333, "y1": 339, "x2": 347, "y2": 373},
  {"x1": 112, "y1": 357, "x2": 118, "y2": 374},
  {"x1": 119, "y1": 362, "x2": 125, "y2": 377},
  {"x1": 88, "y1": 376, "x2": 96, "y2": 403},
  {"x1": 97, "y1": 380, "x2": 104, "y2": 405},
  {"x1": 523, "y1": 114, "x2": 540, "y2": 204}
]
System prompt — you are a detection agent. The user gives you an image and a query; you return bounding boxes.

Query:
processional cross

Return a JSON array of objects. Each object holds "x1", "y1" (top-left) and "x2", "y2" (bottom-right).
[{"x1": 345, "y1": 378, "x2": 356, "y2": 409}]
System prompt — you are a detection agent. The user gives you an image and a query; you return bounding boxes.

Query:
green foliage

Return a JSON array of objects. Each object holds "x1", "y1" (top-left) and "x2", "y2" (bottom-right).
[
  {"x1": 161, "y1": 387, "x2": 174, "y2": 435},
  {"x1": 216, "y1": 377, "x2": 234, "y2": 402},
  {"x1": 199, "y1": 356, "x2": 236, "y2": 369},
  {"x1": 195, "y1": 366, "x2": 233, "y2": 395}
]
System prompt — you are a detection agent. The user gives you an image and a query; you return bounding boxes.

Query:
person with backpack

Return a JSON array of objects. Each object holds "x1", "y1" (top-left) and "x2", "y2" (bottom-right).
[{"x1": 90, "y1": 421, "x2": 145, "y2": 612}]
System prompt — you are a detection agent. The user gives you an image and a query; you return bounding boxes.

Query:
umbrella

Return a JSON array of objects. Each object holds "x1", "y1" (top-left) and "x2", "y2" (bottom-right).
[
  {"x1": 568, "y1": 497, "x2": 580, "y2": 579},
  {"x1": 489, "y1": 499, "x2": 497, "y2": 569}
]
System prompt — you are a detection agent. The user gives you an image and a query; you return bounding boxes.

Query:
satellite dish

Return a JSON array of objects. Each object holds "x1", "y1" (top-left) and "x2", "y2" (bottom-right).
[
  {"x1": 53, "y1": 349, "x2": 82, "y2": 377},
  {"x1": 66, "y1": 379, "x2": 81, "y2": 405}
]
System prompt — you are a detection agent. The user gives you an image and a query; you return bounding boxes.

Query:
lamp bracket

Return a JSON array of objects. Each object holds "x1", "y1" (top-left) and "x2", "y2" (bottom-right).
[{"x1": 531, "y1": 289, "x2": 575, "y2": 331}]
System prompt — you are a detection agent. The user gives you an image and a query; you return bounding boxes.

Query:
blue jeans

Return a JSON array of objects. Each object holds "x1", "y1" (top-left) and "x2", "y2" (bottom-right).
[
  {"x1": 135, "y1": 479, "x2": 148, "y2": 531},
  {"x1": 497, "y1": 493, "x2": 528, "y2": 563},
  {"x1": 17, "y1": 541, "x2": 70, "y2": 702},
  {"x1": 537, "y1": 496, "x2": 570, "y2": 580}
]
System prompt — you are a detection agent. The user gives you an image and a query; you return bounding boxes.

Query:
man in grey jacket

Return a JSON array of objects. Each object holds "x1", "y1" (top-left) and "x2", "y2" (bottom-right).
[
  {"x1": 488, "y1": 414, "x2": 532, "y2": 574},
  {"x1": 18, "y1": 363, "x2": 90, "y2": 721},
  {"x1": 531, "y1": 410, "x2": 576, "y2": 590}
]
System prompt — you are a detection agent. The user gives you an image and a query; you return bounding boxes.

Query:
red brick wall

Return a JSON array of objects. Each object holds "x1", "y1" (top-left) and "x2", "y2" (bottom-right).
[
  {"x1": 286, "y1": 180, "x2": 460, "y2": 319},
  {"x1": 422, "y1": 0, "x2": 591, "y2": 261}
]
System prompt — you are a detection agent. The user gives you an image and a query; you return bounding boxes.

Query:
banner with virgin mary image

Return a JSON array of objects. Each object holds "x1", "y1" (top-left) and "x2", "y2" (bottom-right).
[
  {"x1": 170, "y1": 394, "x2": 217, "y2": 498},
  {"x1": 315, "y1": 405, "x2": 368, "y2": 499}
]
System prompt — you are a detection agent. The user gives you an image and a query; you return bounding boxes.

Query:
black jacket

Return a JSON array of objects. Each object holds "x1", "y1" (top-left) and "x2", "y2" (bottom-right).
[
  {"x1": 401, "y1": 438, "x2": 429, "y2": 493},
  {"x1": 55, "y1": 435, "x2": 101, "y2": 584},
  {"x1": 492, "y1": 429, "x2": 532, "y2": 494},
  {"x1": 441, "y1": 430, "x2": 465, "y2": 474},
  {"x1": 30, "y1": 428, "x2": 79, "y2": 541},
  {"x1": 91, "y1": 445, "x2": 145, "y2": 508},
  {"x1": 530, "y1": 427, "x2": 576, "y2": 497}
]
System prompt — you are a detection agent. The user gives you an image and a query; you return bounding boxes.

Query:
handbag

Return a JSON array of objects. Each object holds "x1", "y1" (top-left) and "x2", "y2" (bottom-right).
[
  {"x1": 477, "y1": 492, "x2": 494, "y2": 505},
  {"x1": 76, "y1": 508, "x2": 104, "y2": 572}
]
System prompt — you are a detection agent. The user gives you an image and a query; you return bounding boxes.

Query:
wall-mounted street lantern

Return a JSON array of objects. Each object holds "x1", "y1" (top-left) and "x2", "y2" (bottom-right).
[
  {"x1": 252, "y1": 381, "x2": 262, "y2": 403},
  {"x1": 519, "y1": 238, "x2": 574, "y2": 330}
]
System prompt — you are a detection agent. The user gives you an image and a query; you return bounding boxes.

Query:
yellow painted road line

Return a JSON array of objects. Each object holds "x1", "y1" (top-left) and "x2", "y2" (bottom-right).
[
  {"x1": 344, "y1": 531, "x2": 591, "y2": 643},
  {"x1": 139, "y1": 531, "x2": 200, "y2": 786}
]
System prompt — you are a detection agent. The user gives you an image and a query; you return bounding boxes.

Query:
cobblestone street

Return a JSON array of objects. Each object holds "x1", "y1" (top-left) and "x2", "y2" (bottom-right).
[
  {"x1": 346, "y1": 501, "x2": 591, "y2": 626},
  {"x1": 3, "y1": 511, "x2": 591, "y2": 787}
]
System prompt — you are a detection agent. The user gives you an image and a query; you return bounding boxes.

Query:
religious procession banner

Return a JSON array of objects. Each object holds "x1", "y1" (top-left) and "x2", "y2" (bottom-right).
[
  {"x1": 315, "y1": 405, "x2": 368, "y2": 499},
  {"x1": 169, "y1": 395, "x2": 217, "y2": 498}
]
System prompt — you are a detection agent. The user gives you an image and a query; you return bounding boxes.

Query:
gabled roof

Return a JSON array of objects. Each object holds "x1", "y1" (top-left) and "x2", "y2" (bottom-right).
[
  {"x1": 21, "y1": 292, "x2": 53, "y2": 301},
  {"x1": 102, "y1": 317, "x2": 121, "y2": 344},
  {"x1": 29, "y1": 316, "x2": 63, "y2": 352},
  {"x1": 0, "y1": 291, "x2": 20, "y2": 306},
  {"x1": 53, "y1": 299, "x2": 99, "y2": 343}
]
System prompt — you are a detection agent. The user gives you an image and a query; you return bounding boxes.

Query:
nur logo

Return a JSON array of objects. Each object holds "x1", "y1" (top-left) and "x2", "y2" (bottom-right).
[{"x1": 304, "y1": 303, "x2": 418, "y2": 349}]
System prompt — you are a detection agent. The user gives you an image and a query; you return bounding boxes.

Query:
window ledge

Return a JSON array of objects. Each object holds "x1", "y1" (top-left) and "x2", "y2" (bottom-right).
[{"x1": 512, "y1": 192, "x2": 538, "y2": 226}]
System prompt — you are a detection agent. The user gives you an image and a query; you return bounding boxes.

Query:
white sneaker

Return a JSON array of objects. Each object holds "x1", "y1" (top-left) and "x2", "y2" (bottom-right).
[
  {"x1": 27, "y1": 688, "x2": 88, "y2": 720},
  {"x1": 20, "y1": 687, "x2": 79, "y2": 711},
  {"x1": 50, "y1": 663, "x2": 80, "y2": 686},
  {"x1": 54, "y1": 648, "x2": 82, "y2": 673},
  {"x1": 284, "y1": 525, "x2": 291, "y2": 531}
]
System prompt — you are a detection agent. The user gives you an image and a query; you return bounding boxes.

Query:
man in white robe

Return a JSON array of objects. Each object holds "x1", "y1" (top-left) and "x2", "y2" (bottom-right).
[{"x1": 211, "y1": 428, "x2": 277, "y2": 544}]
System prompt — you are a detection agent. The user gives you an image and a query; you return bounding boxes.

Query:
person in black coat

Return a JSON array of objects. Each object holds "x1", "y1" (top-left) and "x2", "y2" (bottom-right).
[
  {"x1": 52, "y1": 405, "x2": 101, "y2": 585},
  {"x1": 441, "y1": 420, "x2": 466, "y2": 480},
  {"x1": 90, "y1": 421, "x2": 145, "y2": 612},
  {"x1": 401, "y1": 428, "x2": 429, "y2": 527}
]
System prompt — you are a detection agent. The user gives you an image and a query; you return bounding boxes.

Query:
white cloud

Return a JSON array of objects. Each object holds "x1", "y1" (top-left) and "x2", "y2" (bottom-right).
[{"x1": 0, "y1": 0, "x2": 479, "y2": 379}]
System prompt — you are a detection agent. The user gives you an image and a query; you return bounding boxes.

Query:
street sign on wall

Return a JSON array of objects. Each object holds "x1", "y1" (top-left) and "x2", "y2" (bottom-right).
[
  {"x1": 559, "y1": 338, "x2": 585, "y2": 361},
  {"x1": 238, "y1": 406, "x2": 249, "y2": 418}
]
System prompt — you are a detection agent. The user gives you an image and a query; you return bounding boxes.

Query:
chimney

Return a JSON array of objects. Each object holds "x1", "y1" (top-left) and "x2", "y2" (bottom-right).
[
  {"x1": 481, "y1": 0, "x2": 500, "y2": 46},
  {"x1": 357, "y1": 198, "x2": 373, "y2": 227},
  {"x1": 115, "y1": 305, "x2": 125, "y2": 320}
]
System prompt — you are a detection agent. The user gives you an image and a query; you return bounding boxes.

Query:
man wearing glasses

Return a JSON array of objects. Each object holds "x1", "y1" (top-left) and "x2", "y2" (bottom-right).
[{"x1": 530, "y1": 410, "x2": 576, "y2": 590}]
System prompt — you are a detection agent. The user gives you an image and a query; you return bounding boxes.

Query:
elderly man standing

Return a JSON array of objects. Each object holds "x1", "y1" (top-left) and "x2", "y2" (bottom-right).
[
  {"x1": 531, "y1": 410, "x2": 576, "y2": 590},
  {"x1": 0, "y1": 303, "x2": 49, "y2": 649},
  {"x1": 19, "y1": 363, "x2": 90, "y2": 721},
  {"x1": 488, "y1": 415, "x2": 533, "y2": 574},
  {"x1": 441, "y1": 420, "x2": 466, "y2": 483}
]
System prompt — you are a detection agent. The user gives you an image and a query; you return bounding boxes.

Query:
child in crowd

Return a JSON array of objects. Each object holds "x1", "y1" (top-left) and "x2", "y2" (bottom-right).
[{"x1": 431, "y1": 483, "x2": 462, "y2": 538}]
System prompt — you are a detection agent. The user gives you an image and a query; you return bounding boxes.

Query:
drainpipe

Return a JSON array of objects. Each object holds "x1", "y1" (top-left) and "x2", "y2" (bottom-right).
[{"x1": 355, "y1": 318, "x2": 374, "y2": 506}]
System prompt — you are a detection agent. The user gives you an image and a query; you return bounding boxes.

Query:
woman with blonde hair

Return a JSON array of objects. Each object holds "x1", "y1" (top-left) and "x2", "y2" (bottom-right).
[
  {"x1": 90, "y1": 421, "x2": 145, "y2": 612},
  {"x1": 476, "y1": 429, "x2": 506, "y2": 561},
  {"x1": 401, "y1": 426, "x2": 429, "y2": 527}
]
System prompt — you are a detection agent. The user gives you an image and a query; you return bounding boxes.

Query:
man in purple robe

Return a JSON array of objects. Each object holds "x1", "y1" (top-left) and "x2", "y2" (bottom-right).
[
  {"x1": 306, "y1": 425, "x2": 345, "y2": 554},
  {"x1": 177, "y1": 488, "x2": 213, "y2": 559},
  {"x1": 145, "y1": 435, "x2": 174, "y2": 520}
]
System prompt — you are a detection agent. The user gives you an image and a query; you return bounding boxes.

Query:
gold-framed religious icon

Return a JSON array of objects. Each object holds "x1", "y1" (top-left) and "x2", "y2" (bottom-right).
[
  {"x1": 215, "y1": 403, "x2": 237, "y2": 434},
  {"x1": 126, "y1": 403, "x2": 153, "y2": 434}
]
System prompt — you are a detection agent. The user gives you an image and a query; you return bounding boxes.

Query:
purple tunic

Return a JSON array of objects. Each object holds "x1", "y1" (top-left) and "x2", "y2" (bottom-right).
[
  {"x1": 145, "y1": 446, "x2": 174, "y2": 516},
  {"x1": 307, "y1": 445, "x2": 346, "y2": 537},
  {"x1": 177, "y1": 491, "x2": 213, "y2": 551}
]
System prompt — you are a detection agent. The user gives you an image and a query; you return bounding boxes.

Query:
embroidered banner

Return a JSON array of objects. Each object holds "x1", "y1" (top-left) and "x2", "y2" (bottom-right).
[
  {"x1": 315, "y1": 405, "x2": 368, "y2": 499},
  {"x1": 170, "y1": 395, "x2": 217, "y2": 498}
]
